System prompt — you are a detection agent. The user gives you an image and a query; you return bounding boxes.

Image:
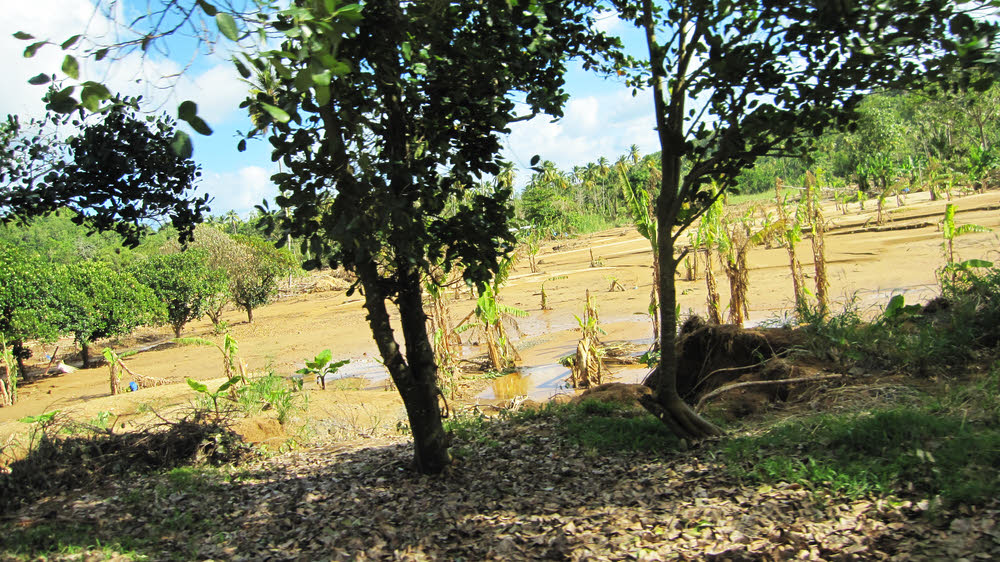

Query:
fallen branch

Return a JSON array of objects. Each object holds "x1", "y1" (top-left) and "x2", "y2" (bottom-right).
[{"x1": 695, "y1": 373, "x2": 845, "y2": 413}]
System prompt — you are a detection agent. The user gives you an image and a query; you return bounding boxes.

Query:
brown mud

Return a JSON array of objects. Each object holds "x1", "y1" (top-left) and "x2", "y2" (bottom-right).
[{"x1": 2, "y1": 189, "x2": 999, "y2": 444}]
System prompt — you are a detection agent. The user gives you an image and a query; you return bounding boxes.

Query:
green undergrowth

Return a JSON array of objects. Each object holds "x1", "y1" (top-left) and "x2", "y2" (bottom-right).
[
  {"x1": 721, "y1": 368, "x2": 1000, "y2": 504},
  {"x1": 800, "y1": 266, "x2": 1000, "y2": 376},
  {"x1": 0, "y1": 521, "x2": 146, "y2": 561},
  {"x1": 448, "y1": 399, "x2": 680, "y2": 454}
]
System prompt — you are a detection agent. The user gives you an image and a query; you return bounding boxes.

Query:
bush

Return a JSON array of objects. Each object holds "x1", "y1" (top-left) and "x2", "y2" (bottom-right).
[
  {"x1": 62, "y1": 262, "x2": 166, "y2": 367},
  {"x1": 129, "y1": 251, "x2": 228, "y2": 337},
  {"x1": 0, "y1": 244, "x2": 69, "y2": 379}
]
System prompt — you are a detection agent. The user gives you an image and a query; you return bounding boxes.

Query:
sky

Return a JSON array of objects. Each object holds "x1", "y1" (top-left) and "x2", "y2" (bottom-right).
[{"x1": 0, "y1": 0, "x2": 660, "y2": 217}]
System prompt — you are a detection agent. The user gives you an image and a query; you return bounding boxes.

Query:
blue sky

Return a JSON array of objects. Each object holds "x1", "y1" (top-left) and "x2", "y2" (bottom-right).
[{"x1": 1, "y1": 1, "x2": 660, "y2": 216}]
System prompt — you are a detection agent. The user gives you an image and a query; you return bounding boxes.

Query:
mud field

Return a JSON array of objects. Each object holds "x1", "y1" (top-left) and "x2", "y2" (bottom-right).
[{"x1": 2, "y1": 190, "x2": 998, "y2": 445}]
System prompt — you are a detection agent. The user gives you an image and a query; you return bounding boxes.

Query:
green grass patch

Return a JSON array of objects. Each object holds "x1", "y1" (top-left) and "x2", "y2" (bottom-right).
[
  {"x1": 0, "y1": 521, "x2": 145, "y2": 561},
  {"x1": 448, "y1": 399, "x2": 680, "y2": 454},
  {"x1": 721, "y1": 406, "x2": 1000, "y2": 503}
]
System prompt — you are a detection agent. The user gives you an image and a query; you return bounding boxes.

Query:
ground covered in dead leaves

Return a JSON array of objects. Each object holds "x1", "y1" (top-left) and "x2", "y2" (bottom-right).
[{"x1": 4, "y1": 411, "x2": 1000, "y2": 561}]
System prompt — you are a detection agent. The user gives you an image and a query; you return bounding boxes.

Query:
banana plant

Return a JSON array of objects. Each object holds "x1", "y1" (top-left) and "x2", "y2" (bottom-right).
[
  {"x1": 941, "y1": 203, "x2": 993, "y2": 278},
  {"x1": 296, "y1": 349, "x2": 350, "y2": 390},
  {"x1": 187, "y1": 376, "x2": 243, "y2": 421},
  {"x1": 619, "y1": 162, "x2": 661, "y2": 337},
  {"x1": 454, "y1": 254, "x2": 527, "y2": 372}
]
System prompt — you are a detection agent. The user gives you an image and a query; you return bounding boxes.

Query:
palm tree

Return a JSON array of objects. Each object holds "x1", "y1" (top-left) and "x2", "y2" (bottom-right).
[{"x1": 628, "y1": 144, "x2": 642, "y2": 166}]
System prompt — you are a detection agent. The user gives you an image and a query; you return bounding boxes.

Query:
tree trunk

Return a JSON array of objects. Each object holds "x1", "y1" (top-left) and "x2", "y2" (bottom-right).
[
  {"x1": 173, "y1": 324, "x2": 183, "y2": 338},
  {"x1": 358, "y1": 262, "x2": 450, "y2": 474},
  {"x1": 246, "y1": 307, "x2": 254, "y2": 323},
  {"x1": 644, "y1": 227, "x2": 722, "y2": 440},
  {"x1": 81, "y1": 341, "x2": 91, "y2": 369},
  {"x1": 640, "y1": 0, "x2": 721, "y2": 440},
  {"x1": 14, "y1": 341, "x2": 28, "y2": 380}
]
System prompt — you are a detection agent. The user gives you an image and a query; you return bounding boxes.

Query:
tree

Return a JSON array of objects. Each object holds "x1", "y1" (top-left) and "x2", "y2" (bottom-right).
[
  {"x1": 617, "y1": 0, "x2": 997, "y2": 439},
  {"x1": 251, "y1": 0, "x2": 618, "y2": 473},
  {"x1": 63, "y1": 262, "x2": 165, "y2": 368},
  {"x1": 0, "y1": 244, "x2": 67, "y2": 385},
  {"x1": 1, "y1": 101, "x2": 209, "y2": 246},
  {"x1": 229, "y1": 235, "x2": 296, "y2": 323},
  {"x1": 129, "y1": 251, "x2": 227, "y2": 338}
]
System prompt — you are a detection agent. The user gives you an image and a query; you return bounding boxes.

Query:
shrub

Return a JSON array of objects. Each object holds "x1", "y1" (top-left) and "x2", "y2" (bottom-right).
[{"x1": 128, "y1": 251, "x2": 228, "y2": 337}]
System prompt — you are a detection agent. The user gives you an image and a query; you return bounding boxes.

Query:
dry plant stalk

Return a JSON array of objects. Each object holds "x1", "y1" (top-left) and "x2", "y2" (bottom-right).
[
  {"x1": 723, "y1": 226, "x2": 751, "y2": 327},
  {"x1": 0, "y1": 340, "x2": 15, "y2": 406},
  {"x1": 704, "y1": 249, "x2": 723, "y2": 325},
  {"x1": 805, "y1": 171, "x2": 829, "y2": 313},
  {"x1": 568, "y1": 290, "x2": 605, "y2": 388},
  {"x1": 774, "y1": 179, "x2": 807, "y2": 310}
]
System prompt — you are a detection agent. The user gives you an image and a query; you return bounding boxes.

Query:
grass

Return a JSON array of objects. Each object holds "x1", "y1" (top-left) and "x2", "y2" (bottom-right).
[
  {"x1": 0, "y1": 521, "x2": 147, "y2": 561},
  {"x1": 799, "y1": 266, "x2": 1000, "y2": 375},
  {"x1": 447, "y1": 399, "x2": 680, "y2": 454},
  {"x1": 720, "y1": 377, "x2": 1000, "y2": 503}
]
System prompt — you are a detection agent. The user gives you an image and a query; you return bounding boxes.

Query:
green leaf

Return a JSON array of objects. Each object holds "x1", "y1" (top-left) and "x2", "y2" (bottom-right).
[
  {"x1": 957, "y1": 259, "x2": 993, "y2": 269},
  {"x1": 61, "y1": 35, "x2": 81, "y2": 50},
  {"x1": 186, "y1": 378, "x2": 209, "y2": 394},
  {"x1": 234, "y1": 59, "x2": 251, "y2": 79},
  {"x1": 197, "y1": 0, "x2": 218, "y2": 16},
  {"x1": 216, "y1": 13, "x2": 240, "y2": 41},
  {"x1": 186, "y1": 116, "x2": 213, "y2": 136},
  {"x1": 329, "y1": 61, "x2": 351, "y2": 76},
  {"x1": 80, "y1": 82, "x2": 111, "y2": 112},
  {"x1": 216, "y1": 375, "x2": 242, "y2": 393},
  {"x1": 315, "y1": 84, "x2": 331, "y2": 106},
  {"x1": 95, "y1": 48, "x2": 109, "y2": 61},
  {"x1": 28, "y1": 73, "x2": 51, "y2": 86},
  {"x1": 333, "y1": 3, "x2": 363, "y2": 22},
  {"x1": 311, "y1": 69, "x2": 332, "y2": 86},
  {"x1": 61, "y1": 55, "x2": 79, "y2": 79},
  {"x1": 237, "y1": 138, "x2": 247, "y2": 152},
  {"x1": 178, "y1": 100, "x2": 198, "y2": 120},
  {"x1": 171, "y1": 131, "x2": 194, "y2": 159},
  {"x1": 24, "y1": 41, "x2": 47, "y2": 58},
  {"x1": 261, "y1": 103, "x2": 290, "y2": 123},
  {"x1": 13, "y1": 31, "x2": 34, "y2": 40},
  {"x1": 178, "y1": 102, "x2": 213, "y2": 136}
]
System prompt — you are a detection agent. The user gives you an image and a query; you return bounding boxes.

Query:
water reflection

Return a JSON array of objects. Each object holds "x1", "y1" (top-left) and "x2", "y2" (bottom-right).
[
  {"x1": 489, "y1": 371, "x2": 530, "y2": 401},
  {"x1": 478, "y1": 363, "x2": 652, "y2": 401}
]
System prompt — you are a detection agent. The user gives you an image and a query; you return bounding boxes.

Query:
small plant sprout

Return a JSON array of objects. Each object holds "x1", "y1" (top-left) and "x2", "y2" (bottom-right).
[
  {"x1": 539, "y1": 275, "x2": 567, "y2": 311},
  {"x1": 174, "y1": 333, "x2": 247, "y2": 383},
  {"x1": 186, "y1": 376, "x2": 243, "y2": 421},
  {"x1": 607, "y1": 276, "x2": 625, "y2": 292},
  {"x1": 941, "y1": 203, "x2": 993, "y2": 278},
  {"x1": 296, "y1": 349, "x2": 350, "y2": 390},
  {"x1": 102, "y1": 347, "x2": 141, "y2": 395}
]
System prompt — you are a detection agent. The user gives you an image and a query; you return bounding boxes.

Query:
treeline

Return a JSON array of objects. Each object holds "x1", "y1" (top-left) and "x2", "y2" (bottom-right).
[
  {"x1": 513, "y1": 83, "x2": 1000, "y2": 234},
  {"x1": 0, "y1": 212, "x2": 296, "y2": 405}
]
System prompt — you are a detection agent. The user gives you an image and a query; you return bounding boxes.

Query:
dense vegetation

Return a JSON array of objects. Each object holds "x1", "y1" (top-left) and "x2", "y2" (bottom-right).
[{"x1": 0, "y1": 213, "x2": 295, "y2": 403}]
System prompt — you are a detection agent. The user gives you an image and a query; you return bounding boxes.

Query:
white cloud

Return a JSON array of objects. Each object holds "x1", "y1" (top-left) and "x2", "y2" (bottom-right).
[
  {"x1": 504, "y1": 88, "x2": 659, "y2": 185},
  {"x1": 1, "y1": 0, "x2": 247, "y2": 127},
  {"x1": 196, "y1": 165, "x2": 278, "y2": 217}
]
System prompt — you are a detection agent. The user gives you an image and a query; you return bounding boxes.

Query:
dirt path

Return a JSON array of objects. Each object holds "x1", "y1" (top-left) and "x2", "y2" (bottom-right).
[{"x1": 2, "y1": 190, "x2": 998, "y2": 441}]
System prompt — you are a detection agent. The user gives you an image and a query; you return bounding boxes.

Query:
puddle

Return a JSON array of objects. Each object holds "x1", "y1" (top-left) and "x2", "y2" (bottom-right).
[
  {"x1": 477, "y1": 362, "x2": 653, "y2": 401},
  {"x1": 316, "y1": 359, "x2": 390, "y2": 387}
]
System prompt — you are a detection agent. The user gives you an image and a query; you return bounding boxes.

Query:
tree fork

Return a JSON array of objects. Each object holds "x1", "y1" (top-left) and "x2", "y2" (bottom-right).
[{"x1": 358, "y1": 263, "x2": 450, "y2": 474}]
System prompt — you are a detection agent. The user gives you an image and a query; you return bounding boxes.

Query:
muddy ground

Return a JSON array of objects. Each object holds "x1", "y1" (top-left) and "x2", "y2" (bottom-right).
[{"x1": 1, "y1": 189, "x2": 998, "y2": 446}]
